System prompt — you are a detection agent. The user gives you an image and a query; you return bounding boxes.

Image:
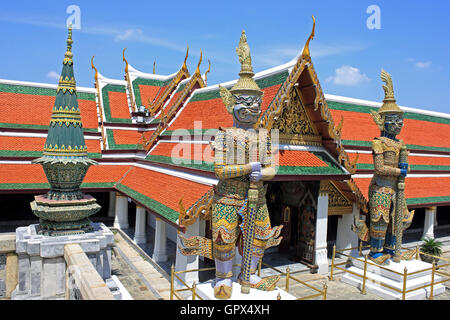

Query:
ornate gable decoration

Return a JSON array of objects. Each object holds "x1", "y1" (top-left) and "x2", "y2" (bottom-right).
[
  {"x1": 271, "y1": 86, "x2": 321, "y2": 146},
  {"x1": 328, "y1": 181, "x2": 352, "y2": 215}
]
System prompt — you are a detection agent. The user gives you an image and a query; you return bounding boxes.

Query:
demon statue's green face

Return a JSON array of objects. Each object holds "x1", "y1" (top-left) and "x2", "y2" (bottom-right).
[
  {"x1": 383, "y1": 113, "x2": 404, "y2": 137},
  {"x1": 232, "y1": 94, "x2": 262, "y2": 127}
]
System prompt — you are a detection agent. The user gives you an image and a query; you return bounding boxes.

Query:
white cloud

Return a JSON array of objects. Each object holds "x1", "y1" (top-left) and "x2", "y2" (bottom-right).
[
  {"x1": 415, "y1": 61, "x2": 432, "y2": 69},
  {"x1": 325, "y1": 65, "x2": 370, "y2": 86},
  {"x1": 47, "y1": 71, "x2": 60, "y2": 80},
  {"x1": 254, "y1": 42, "x2": 366, "y2": 68},
  {"x1": 114, "y1": 28, "x2": 144, "y2": 41}
]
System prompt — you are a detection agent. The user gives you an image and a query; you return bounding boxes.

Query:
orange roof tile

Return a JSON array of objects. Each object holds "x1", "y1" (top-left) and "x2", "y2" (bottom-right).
[
  {"x1": 0, "y1": 92, "x2": 98, "y2": 129},
  {"x1": 353, "y1": 177, "x2": 450, "y2": 201},
  {"x1": 278, "y1": 150, "x2": 328, "y2": 167},
  {"x1": 0, "y1": 136, "x2": 101, "y2": 154},
  {"x1": 348, "y1": 152, "x2": 450, "y2": 167},
  {"x1": 83, "y1": 165, "x2": 130, "y2": 183},
  {"x1": 168, "y1": 84, "x2": 281, "y2": 132},
  {"x1": 119, "y1": 167, "x2": 212, "y2": 212},
  {"x1": 108, "y1": 91, "x2": 130, "y2": 119},
  {"x1": 138, "y1": 84, "x2": 161, "y2": 106},
  {"x1": 0, "y1": 164, "x2": 47, "y2": 184},
  {"x1": 151, "y1": 142, "x2": 214, "y2": 163},
  {"x1": 330, "y1": 109, "x2": 450, "y2": 149},
  {"x1": 112, "y1": 129, "x2": 152, "y2": 146}
]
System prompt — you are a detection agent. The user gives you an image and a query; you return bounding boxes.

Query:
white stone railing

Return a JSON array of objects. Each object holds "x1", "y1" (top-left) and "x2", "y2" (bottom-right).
[{"x1": 64, "y1": 243, "x2": 114, "y2": 300}]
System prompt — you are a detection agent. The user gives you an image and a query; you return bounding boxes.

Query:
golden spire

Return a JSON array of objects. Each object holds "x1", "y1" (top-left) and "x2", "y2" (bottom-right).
[
  {"x1": 378, "y1": 69, "x2": 403, "y2": 114},
  {"x1": 91, "y1": 56, "x2": 98, "y2": 82},
  {"x1": 153, "y1": 60, "x2": 156, "y2": 74},
  {"x1": 182, "y1": 45, "x2": 189, "y2": 72},
  {"x1": 230, "y1": 30, "x2": 263, "y2": 96},
  {"x1": 204, "y1": 59, "x2": 211, "y2": 83},
  {"x1": 64, "y1": 25, "x2": 74, "y2": 63},
  {"x1": 122, "y1": 48, "x2": 129, "y2": 73},
  {"x1": 195, "y1": 50, "x2": 203, "y2": 75},
  {"x1": 302, "y1": 15, "x2": 315, "y2": 60}
]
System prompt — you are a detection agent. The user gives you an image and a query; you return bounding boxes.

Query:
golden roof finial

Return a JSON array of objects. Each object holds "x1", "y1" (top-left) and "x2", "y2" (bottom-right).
[
  {"x1": 182, "y1": 45, "x2": 189, "y2": 72},
  {"x1": 153, "y1": 60, "x2": 156, "y2": 74},
  {"x1": 302, "y1": 15, "x2": 315, "y2": 60},
  {"x1": 378, "y1": 69, "x2": 403, "y2": 114},
  {"x1": 204, "y1": 59, "x2": 211, "y2": 83},
  {"x1": 65, "y1": 24, "x2": 74, "y2": 60},
  {"x1": 122, "y1": 48, "x2": 129, "y2": 73},
  {"x1": 230, "y1": 30, "x2": 263, "y2": 96},
  {"x1": 195, "y1": 50, "x2": 203, "y2": 75},
  {"x1": 91, "y1": 56, "x2": 98, "y2": 82}
]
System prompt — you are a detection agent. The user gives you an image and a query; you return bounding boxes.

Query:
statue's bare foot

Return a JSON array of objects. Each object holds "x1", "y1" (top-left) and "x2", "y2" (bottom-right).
[
  {"x1": 238, "y1": 273, "x2": 280, "y2": 291},
  {"x1": 214, "y1": 278, "x2": 232, "y2": 299}
]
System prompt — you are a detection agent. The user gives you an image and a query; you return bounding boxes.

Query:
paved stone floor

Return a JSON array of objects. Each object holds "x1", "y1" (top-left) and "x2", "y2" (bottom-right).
[{"x1": 111, "y1": 247, "x2": 158, "y2": 300}]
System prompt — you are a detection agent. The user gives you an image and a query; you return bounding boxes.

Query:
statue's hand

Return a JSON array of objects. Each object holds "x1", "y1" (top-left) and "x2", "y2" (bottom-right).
[
  {"x1": 250, "y1": 162, "x2": 261, "y2": 173},
  {"x1": 400, "y1": 168, "x2": 407, "y2": 177},
  {"x1": 399, "y1": 162, "x2": 408, "y2": 177},
  {"x1": 249, "y1": 162, "x2": 262, "y2": 182},
  {"x1": 250, "y1": 170, "x2": 262, "y2": 182}
]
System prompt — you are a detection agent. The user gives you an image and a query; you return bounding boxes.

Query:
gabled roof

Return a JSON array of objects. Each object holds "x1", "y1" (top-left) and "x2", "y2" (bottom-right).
[
  {"x1": 0, "y1": 79, "x2": 98, "y2": 132},
  {"x1": 123, "y1": 47, "x2": 190, "y2": 116}
]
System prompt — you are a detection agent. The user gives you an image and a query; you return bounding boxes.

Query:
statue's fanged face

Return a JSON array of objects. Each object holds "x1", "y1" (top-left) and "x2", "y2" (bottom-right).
[
  {"x1": 384, "y1": 113, "x2": 404, "y2": 136},
  {"x1": 232, "y1": 94, "x2": 262, "y2": 125}
]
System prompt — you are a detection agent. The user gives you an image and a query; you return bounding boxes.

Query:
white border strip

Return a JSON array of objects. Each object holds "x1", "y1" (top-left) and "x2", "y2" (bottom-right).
[
  {"x1": 325, "y1": 94, "x2": 450, "y2": 119},
  {"x1": 354, "y1": 173, "x2": 450, "y2": 179}
]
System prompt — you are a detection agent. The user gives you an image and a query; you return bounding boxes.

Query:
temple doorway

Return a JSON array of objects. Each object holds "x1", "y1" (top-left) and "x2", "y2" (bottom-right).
[{"x1": 266, "y1": 181, "x2": 320, "y2": 269}]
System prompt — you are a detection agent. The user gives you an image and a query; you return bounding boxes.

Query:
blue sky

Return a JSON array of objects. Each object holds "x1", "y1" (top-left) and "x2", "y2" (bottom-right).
[{"x1": 0, "y1": 0, "x2": 449, "y2": 113}]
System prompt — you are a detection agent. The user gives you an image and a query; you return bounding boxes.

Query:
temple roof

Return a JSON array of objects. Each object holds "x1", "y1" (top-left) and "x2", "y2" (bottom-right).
[{"x1": 0, "y1": 27, "x2": 449, "y2": 226}]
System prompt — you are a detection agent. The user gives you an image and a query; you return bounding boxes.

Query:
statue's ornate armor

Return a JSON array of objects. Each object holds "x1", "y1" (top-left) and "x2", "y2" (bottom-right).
[
  {"x1": 353, "y1": 69, "x2": 415, "y2": 265},
  {"x1": 178, "y1": 30, "x2": 282, "y2": 298},
  {"x1": 369, "y1": 136, "x2": 413, "y2": 255},
  {"x1": 212, "y1": 128, "x2": 282, "y2": 267}
]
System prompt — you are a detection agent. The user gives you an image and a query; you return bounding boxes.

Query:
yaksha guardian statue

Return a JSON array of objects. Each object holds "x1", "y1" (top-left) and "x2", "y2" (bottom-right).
[
  {"x1": 353, "y1": 70, "x2": 415, "y2": 265},
  {"x1": 178, "y1": 31, "x2": 283, "y2": 299}
]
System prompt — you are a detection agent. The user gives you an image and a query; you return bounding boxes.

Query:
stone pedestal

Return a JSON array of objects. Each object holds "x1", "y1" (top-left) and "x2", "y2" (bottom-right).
[
  {"x1": 341, "y1": 258, "x2": 446, "y2": 300},
  {"x1": 194, "y1": 281, "x2": 297, "y2": 300},
  {"x1": 176, "y1": 220, "x2": 200, "y2": 286},
  {"x1": 11, "y1": 223, "x2": 114, "y2": 300}
]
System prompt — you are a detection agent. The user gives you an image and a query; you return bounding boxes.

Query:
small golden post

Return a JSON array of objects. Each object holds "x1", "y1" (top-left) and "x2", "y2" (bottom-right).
[
  {"x1": 170, "y1": 264, "x2": 175, "y2": 300},
  {"x1": 429, "y1": 262, "x2": 436, "y2": 300},
  {"x1": 416, "y1": 244, "x2": 420, "y2": 260},
  {"x1": 361, "y1": 254, "x2": 368, "y2": 295},
  {"x1": 359, "y1": 241, "x2": 363, "y2": 257},
  {"x1": 330, "y1": 244, "x2": 336, "y2": 281},
  {"x1": 402, "y1": 267, "x2": 408, "y2": 300},
  {"x1": 323, "y1": 282, "x2": 328, "y2": 300},
  {"x1": 285, "y1": 266, "x2": 290, "y2": 293},
  {"x1": 192, "y1": 282, "x2": 196, "y2": 300}
]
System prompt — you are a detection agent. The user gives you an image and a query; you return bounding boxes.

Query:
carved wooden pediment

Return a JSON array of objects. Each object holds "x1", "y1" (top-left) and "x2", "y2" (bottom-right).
[
  {"x1": 271, "y1": 86, "x2": 322, "y2": 146},
  {"x1": 328, "y1": 181, "x2": 352, "y2": 215}
]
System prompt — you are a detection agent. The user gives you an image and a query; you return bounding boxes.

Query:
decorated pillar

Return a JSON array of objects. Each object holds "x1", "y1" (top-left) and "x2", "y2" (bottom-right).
[
  {"x1": 153, "y1": 218, "x2": 168, "y2": 262},
  {"x1": 134, "y1": 206, "x2": 147, "y2": 244},
  {"x1": 315, "y1": 180, "x2": 331, "y2": 274},
  {"x1": 175, "y1": 219, "x2": 200, "y2": 286},
  {"x1": 114, "y1": 193, "x2": 129, "y2": 229},
  {"x1": 107, "y1": 191, "x2": 116, "y2": 217},
  {"x1": 336, "y1": 204, "x2": 359, "y2": 257},
  {"x1": 422, "y1": 206, "x2": 437, "y2": 239}
]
